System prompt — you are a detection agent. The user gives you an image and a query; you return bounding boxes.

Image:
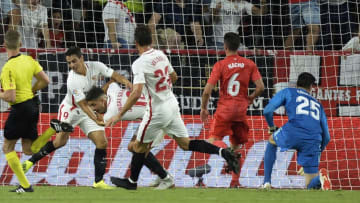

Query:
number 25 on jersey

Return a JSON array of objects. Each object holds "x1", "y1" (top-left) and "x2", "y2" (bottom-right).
[{"x1": 296, "y1": 96, "x2": 320, "y2": 120}]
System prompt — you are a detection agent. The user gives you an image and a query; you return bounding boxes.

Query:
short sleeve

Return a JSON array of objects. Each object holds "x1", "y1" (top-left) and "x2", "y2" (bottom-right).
[
  {"x1": 95, "y1": 61, "x2": 114, "y2": 77},
  {"x1": 132, "y1": 62, "x2": 145, "y2": 84},
  {"x1": 0, "y1": 66, "x2": 16, "y2": 90},
  {"x1": 103, "y1": 2, "x2": 117, "y2": 20},
  {"x1": 243, "y1": 1, "x2": 253, "y2": 15},
  {"x1": 32, "y1": 58, "x2": 43, "y2": 75},
  {"x1": 250, "y1": 62, "x2": 262, "y2": 82},
  {"x1": 207, "y1": 62, "x2": 221, "y2": 85}
]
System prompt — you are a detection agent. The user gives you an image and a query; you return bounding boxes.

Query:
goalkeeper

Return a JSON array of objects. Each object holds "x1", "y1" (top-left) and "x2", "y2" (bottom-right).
[{"x1": 261, "y1": 72, "x2": 331, "y2": 190}]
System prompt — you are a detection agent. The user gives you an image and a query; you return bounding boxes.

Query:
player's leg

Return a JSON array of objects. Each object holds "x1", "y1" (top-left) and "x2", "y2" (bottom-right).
[
  {"x1": 23, "y1": 132, "x2": 71, "y2": 173},
  {"x1": 167, "y1": 112, "x2": 239, "y2": 174},
  {"x1": 111, "y1": 140, "x2": 150, "y2": 190},
  {"x1": 87, "y1": 130, "x2": 114, "y2": 189},
  {"x1": 110, "y1": 113, "x2": 160, "y2": 190},
  {"x1": 298, "y1": 140, "x2": 331, "y2": 190},
  {"x1": 3, "y1": 138, "x2": 33, "y2": 192},
  {"x1": 262, "y1": 129, "x2": 282, "y2": 189},
  {"x1": 127, "y1": 132, "x2": 169, "y2": 187},
  {"x1": 228, "y1": 121, "x2": 248, "y2": 188},
  {"x1": 31, "y1": 119, "x2": 74, "y2": 153}
]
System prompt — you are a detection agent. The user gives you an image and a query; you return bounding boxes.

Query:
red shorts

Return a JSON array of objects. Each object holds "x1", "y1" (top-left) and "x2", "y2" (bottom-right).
[{"x1": 209, "y1": 118, "x2": 249, "y2": 146}]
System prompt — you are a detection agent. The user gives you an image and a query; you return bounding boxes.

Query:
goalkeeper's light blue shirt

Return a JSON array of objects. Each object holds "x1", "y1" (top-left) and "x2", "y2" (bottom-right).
[{"x1": 263, "y1": 88, "x2": 330, "y2": 147}]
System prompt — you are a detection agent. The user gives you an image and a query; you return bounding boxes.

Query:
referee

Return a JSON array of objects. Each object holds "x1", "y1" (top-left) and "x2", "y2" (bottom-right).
[{"x1": 0, "y1": 30, "x2": 50, "y2": 193}]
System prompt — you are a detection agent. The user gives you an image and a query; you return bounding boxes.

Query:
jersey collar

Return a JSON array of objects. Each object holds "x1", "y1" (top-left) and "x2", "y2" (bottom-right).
[{"x1": 8, "y1": 54, "x2": 21, "y2": 61}]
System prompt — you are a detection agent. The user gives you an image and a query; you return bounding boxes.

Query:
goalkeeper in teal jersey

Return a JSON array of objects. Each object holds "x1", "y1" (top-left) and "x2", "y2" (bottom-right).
[{"x1": 261, "y1": 72, "x2": 331, "y2": 190}]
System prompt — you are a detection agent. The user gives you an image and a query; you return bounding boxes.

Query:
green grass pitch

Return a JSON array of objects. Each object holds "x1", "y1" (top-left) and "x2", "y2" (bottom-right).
[{"x1": 0, "y1": 186, "x2": 359, "y2": 203}]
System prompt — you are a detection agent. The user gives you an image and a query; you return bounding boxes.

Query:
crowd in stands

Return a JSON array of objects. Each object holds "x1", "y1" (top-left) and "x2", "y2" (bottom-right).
[{"x1": 0, "y1": 0, "x2": 359, "y2": 51}]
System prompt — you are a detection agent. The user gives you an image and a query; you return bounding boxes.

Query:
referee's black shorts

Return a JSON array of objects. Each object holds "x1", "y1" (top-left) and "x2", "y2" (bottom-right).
[{"x1": 4, "y1": 96, "x2": 40, "y2": 141}]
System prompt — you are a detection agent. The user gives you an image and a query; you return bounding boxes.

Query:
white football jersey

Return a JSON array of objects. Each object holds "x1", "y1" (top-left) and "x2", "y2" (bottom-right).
[
  {"x1": 63, "y1": 61, "x2": 114, "y2": 108},
  {"x1": 132, "y1": 49, "x2": 177, "y2": 108},
  {"x1": 104, "y1": 83, "x2": 146, "y2": 122},
  {"x1": 102, "y1": 0, "x2": 136, "y2": 45},
  {"x1": 210, "y1": 0, "x2": 253, "y2": 43}
]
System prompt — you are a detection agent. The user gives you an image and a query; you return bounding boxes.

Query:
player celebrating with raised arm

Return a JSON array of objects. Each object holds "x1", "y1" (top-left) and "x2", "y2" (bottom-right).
[
  {"x1": 261, "y1": 72, "x2": 331, "y2": 190},
  {"x1": 23, "y1": 47, "x2": 132, "y2": 189},
  {"x1": 86, "y1": 82, "x2": 175, "y2": 189},
  {"x1": 0, "y1": 30, "x2": 50, "y2": 193},
  {"x1": 106, "y1": 25, "x2": 239, "y2": 190},
  {"x1": 200, "y1": 32, "x2": 265, "y2": 188}
]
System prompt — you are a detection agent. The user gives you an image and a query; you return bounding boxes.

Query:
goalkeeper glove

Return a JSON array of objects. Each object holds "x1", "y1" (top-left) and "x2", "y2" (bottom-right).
[
  {"x1": 268, "y1": 126, "x2": 279, "y2": 135},
  {"x1": 297, "y1": 167, "x2": 305, "y2": 176}
]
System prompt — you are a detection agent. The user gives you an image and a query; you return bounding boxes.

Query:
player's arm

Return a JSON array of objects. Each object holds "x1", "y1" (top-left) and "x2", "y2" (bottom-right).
[
  {"x1": 200, "y1": 83, "x2": 215, "y2": 122},
  {"x1": 263, "y1": 89, "x2": 288, "y2": 128},
  {"x1": 169, "y1": 71, "x2": 178, "y2": 84},
  {"x1": 77, "y1": 99, "x2": 103, "y2": 125},
  {"x1": 0, "y1": 68, "x2": 16, "y2": 103},
  {"x1": 320, "y1": 108, "x2": 331, "y2": 152},
  {"x1": 0, "y1": 89, "x2": 16, "y2": 103},
  {"x1": 248, "y1": 78, "x2": 265, "y2": 104},
  {"x1": 32, "y1": 71, "x2": 50, "y2": 93},
  {"x1": 111, "y1": 71, "x2": 132, "y2": 90},
  {"x1": 105, "y1": 83, "x2": 143, "y2": 127}
]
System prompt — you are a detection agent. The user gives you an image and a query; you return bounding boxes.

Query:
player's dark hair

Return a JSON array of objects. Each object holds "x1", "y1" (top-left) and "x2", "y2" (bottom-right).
[
  {"x1": 86, "y1": 86, "x2": 105, "y2": 101},
  {"x1": 297, "y1": 72, "x2": 316, "y2": 89},
  {"x1": 224, "y1": 32, "x2": 240, "y2": 51},
  {"x1": 134, "y1": 24, "x2": 152, "y2": 46},
  {"x1": 65, "y1": 47, "x2": 82, "y2": 58}
]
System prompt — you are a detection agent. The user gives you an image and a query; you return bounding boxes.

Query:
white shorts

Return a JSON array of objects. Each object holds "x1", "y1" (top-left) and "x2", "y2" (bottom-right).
[
  {"x1": 58, "y1": 102, "x2": 104, "y2": 136},
  {"x1": 137, "y1": 101, "x2": 188, "y2": 144}
]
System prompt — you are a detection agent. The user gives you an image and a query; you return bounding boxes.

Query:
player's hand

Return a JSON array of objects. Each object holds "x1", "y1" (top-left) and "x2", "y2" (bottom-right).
[
  {"x1": 126, "y1": 82, "x2": 133, "y2": 91},
  {"x1": 268, "y1": 126, "x2": 278, "y2": 135},
  {"x1": 297, "y1": 167, "x2": 304, "y2": 176},
  {"x1": 105, "y1": 114, "x2": 121, "y2": 127},
  {"x1": 95, "y1": 112, "x2": 105, "y2": 126},
  {"x1": 200, "y1": 108, "x2": 209, "y2": 123}
]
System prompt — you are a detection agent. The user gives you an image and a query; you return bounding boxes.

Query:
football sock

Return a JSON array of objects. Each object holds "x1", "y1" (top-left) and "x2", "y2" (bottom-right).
[
  {"x1": 264, "y1": 142, "x2": 277, "y2": 184},
  {"x1": 188, "y1": 140, "x2": 220, "y2": 154},
  {"x1": 307, "y1": 175, "x2": 321, "y2": 189},
  {"x1": 144, "y1": 152, "x2": 167, "y2": 179},
  {"x1": 94, "y1": 149, "x2": 107, "y2": 183},
  {"x1": 31, "y1": 127, "x2": 56, "y2": 153},
  {"x1": 5, "y1": 151, "x2": 30, "y2": 188},
  {"x1": 231, "y1": 149, "x2": 242, "y2": 182},
  {"x1": 129, "y1": 152, "x2": 146, "y2": 182},
  {"x1": 29, "y1": 141, "x2": 56, "y2": 164}
]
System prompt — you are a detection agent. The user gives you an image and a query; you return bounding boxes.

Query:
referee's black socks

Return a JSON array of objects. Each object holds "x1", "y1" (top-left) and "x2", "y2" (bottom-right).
[
  {"x1": 188, "y1": 140, "x2": 220, "y2": 155},
  {"x1": 94, "y1": 148, "x2": 107, "y2": 183},
  {"x1": 29, "y1": 141, "x2": 56, "y2": 164}
]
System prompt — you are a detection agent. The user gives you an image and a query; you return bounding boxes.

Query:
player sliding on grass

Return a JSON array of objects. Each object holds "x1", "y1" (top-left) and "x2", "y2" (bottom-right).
[
  {"x1": 261, "y1": 72, "x2": 332, "y2": 190},
  {"x1": 105, "y1": 25, "x2": 240, "y2": 190},
  {"x1": 200, "y1": 32, "x2": 264, "y2": 188},
  {"x1": 85, "y1": 82, "x2": 175, "y2": 190},
  {"x1": 23, "y1": 47, "x2": 132, "y2": 189}
]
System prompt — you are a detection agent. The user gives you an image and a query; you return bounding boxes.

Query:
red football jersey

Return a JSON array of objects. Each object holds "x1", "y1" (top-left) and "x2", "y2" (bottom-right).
[{"x1": 207, "y1": 55, "x2": 262, "y2": 121}]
